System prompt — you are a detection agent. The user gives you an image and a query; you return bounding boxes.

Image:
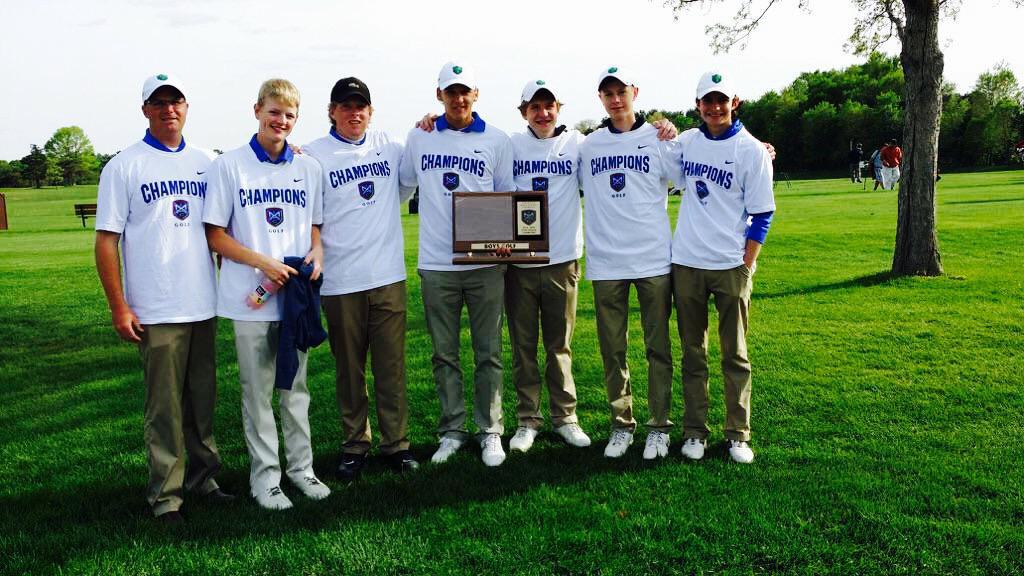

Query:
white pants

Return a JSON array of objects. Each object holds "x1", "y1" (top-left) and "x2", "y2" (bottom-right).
[
  {"x1": 881, "y1": 166, "x2": 900, "y2": 190},
  {"x1": 233, "y1": 320, "x2": 314, "y2": 495}
]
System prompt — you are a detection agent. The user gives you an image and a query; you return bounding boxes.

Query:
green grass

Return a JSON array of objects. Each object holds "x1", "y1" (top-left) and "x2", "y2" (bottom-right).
[{"x1": 0, "y1": 173, "x2": 1022, "y2": 575}]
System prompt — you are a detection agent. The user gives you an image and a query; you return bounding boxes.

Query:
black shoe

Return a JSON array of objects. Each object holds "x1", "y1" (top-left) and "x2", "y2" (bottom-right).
[
  {"x1": 157, "y1": 510, "x2": 185, "y2": 524},
  {"x1": 203, "y1": 488, "x2": 236, "y2": 504},
  {"x1": 336, "y1": 453, "x2": 367, "y2": 481},
  {"x1": 387, "y1": 450, "x2": 420, "y2": 474}
]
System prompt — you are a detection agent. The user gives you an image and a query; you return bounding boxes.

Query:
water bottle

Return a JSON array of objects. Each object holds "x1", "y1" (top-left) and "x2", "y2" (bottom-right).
[{"x1": 246, "y1": 274, "x2": 279, "y2": 309}]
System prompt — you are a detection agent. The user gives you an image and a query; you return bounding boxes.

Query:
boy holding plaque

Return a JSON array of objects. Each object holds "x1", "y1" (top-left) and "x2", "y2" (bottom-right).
[{"x1": 398, "y1": 61, "x2": 515, "y2": 467}]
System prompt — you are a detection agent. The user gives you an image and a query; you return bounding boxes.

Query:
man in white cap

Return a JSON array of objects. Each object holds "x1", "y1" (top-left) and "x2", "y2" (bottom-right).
[
  {"x1": 302, "y1": 77, "x2": 419, "y2": 479},
  {"x1": 95, "y1": 73, "x2": 232, "y2": 523},
  {"x1": 672, "y1": 71, "x2": 775, "y2": 464},
  {"x1": 398, "y1": 61, "x2": 514, "y2": 467},
  {"x1": 578, "y1": 66, "x2": 679, "y2": 461}
]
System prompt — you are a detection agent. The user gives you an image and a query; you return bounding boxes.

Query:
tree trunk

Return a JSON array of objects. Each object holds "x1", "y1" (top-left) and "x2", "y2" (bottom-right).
[{"x1": 893, "y1": 0, "x2": 943, "y2": 276}]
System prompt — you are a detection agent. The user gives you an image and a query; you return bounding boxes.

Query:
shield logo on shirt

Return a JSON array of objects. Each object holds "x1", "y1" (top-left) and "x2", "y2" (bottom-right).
[
  {"x1": 695, "y1": 180, "x2": 710, "y2": 200},
  {"x1": 358, "y1": 180, "x2": 375, "y2": 200},
  {"x1": 443, "y1": 172, "x2": 459, "y2": 191},
  {"x1": 610, "y1": 172, "x2": 626, "y2": 192},
  {"x1": 172, "y1": 199, "x2": 189, "y2": 220},
  {"x1": 266, "y1": 207, "x2": 284, "y2": 227},
  {"x1": 521, "y1": 209, "x2": 537, "y2": 226},
  {"x1": 532, "y1": 176, "x2": 549, "y2": 191}
]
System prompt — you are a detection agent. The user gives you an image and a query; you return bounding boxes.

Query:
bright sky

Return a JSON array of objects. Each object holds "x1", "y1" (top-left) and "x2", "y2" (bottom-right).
[{"x1": 1, "y1": 0, "x2": 1021, "y2": 159}]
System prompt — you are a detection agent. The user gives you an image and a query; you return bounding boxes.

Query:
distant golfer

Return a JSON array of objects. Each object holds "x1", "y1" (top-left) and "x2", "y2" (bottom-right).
[
  {"x1": 95, "y1": 73, "x2": 232, "y2": 523},
  {"x1": 848, "y1": 143, "x2": 863, "y2": 183},
  {"x1": 880, "y1": 139, "x2": 902, "y2": 190},
  {"x1": 672, "y1": 71, "x2": 776, "y2": 464}
]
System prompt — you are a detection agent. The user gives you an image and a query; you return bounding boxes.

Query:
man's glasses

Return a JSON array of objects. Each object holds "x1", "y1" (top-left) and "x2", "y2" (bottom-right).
[{"x1": 145, "y1": 98, "x2": 186, "y2": 108}]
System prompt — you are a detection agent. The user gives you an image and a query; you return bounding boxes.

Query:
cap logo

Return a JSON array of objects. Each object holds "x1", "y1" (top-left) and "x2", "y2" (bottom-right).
[
  {"x1": 712, "y1": 74, "x2": 722, "y2": 83},
  {"x1": 608, "y1": 67, "x2": 618, "y2": 73},
  {"x1": 348, "y1": 83, "x2": 360, "y2": 88},
  {"x1": 452, "y1": 65, "x2": 463, "y2": 75},
  {"x1": 157, "y1": 74, "x2": 168, "y2": 81},
  {"x1": 536, "y1": 80, "x2": 545, "y2": 85}
]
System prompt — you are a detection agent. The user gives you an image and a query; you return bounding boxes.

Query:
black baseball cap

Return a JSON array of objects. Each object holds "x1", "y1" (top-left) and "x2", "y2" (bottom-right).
[{"x1": 331, "y1": 77, "x2": 371, "y2": 105}]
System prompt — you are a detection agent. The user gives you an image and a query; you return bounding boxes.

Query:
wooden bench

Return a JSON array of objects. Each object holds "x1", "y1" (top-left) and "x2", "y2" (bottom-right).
[{"x1": 74, "y1": 203, "x2": 97, "y2": 228}]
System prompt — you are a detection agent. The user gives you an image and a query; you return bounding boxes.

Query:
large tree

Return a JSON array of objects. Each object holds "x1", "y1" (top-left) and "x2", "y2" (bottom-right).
[
  {"x1": 44, "y1": 126, "x2": 96, "y2": 186},
  {"x1": 668, "y1": 0, "x2": 1021, "y2": 277},
  {"x1": 21, "y1": 145, "x2": 48, "y2": 189}
]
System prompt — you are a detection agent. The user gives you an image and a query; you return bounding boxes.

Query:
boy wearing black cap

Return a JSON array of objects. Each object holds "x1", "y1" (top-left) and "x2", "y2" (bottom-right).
[{"x1": 303, "y1": 77, "x2": 419, "y2": 479}]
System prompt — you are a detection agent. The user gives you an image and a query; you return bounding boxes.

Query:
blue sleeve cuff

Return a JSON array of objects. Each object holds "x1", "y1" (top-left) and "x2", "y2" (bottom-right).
[{"x1": 746, "y1": 211, "x2": 774, "y2": 244}]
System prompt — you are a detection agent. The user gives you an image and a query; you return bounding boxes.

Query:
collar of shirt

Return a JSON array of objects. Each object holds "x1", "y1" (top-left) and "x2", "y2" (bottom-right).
[
  {"x1": 699, "y1": 118, "x2": 744, "y2": 141},
  {"x1": 249, "y1": 134, "x2": 294, "y2": 164},
  {"x1": 527, "y1": 125, "x2": 567, "y2": 140},
  {"x1": 436, "y1": 111, "x2": 486, "y2": 133},
  {"x1": 143, "y1": 129, "x2": 186, "y2": 152},
  {"x1": 329, "y1": 127, "x2": 366, "y2": 146},
  {"x1": 604, "y1": 114, "x2": 645, "y2": 134}
]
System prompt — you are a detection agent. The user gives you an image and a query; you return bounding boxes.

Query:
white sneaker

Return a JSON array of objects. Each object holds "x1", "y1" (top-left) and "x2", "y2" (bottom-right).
[
  {"x1": 480, "y1": 433, "x2": 506, "y2": 466},
  {"x1": 728, "y1": 439, "x2": 755, "y2": 464},
  {"x1": 680, "y1": 437, "x2": 707, "y2": 460},
  {"x1": 642, "y1": 430, "x2": 670, "y2": 460},
  {"x1": 254, "y1": 485, "x2": 293, "y2": 511},
  {"x1": 554, "y1": 423, "x2": 592, "y2": 447},
  {"x1": 603, "y1": 429, "x2": 634, "y2": 458},
  {"x1": 509, "y1": 427, "x2": 539, "y2": 453},
  {"x1": 290, "y1": 474, "x2": 331, "y2": 500},
  {"x1": 431, "y1": 436, "x2": 465, "y2": 464}
]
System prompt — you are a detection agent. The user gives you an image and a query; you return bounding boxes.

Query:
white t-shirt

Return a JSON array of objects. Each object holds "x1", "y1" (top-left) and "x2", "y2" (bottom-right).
[
  {"x1": 578, "y1": 123, "x2": 679, "y2": 280},
  {"x1": 671, "y1": 125, "x2": 775, "y2": 270},
  {"x1": 398, "y1": 115, "x2": 514, "y2": 272},
  {"x1": 510, "y1": 128, "x2": 584, "y2": 268},
  {"x1": 203, "y1": 137, "x2": 324, "y2": 321},
  {"x1": 95, "y1": 137, "x2": 217, "y2": 325},
  {"x1": 303, "y1": 129, "x2": 410, "y2": 295}
]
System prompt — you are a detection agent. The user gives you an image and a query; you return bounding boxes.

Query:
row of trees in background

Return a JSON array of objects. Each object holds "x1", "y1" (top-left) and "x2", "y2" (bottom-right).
[
  {"x1": 577, "y1": 53, "x2": 1024, "y2": 174},
  {"x1": 0, "y1": 126, "x2": 112, "y2": 188}
]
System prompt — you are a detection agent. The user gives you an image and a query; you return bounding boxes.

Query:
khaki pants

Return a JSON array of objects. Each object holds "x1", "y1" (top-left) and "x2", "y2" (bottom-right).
[
  {"x1": 418, "y1": 266, "x2": 505, "y2": 440},
  {"x1": 139, "y1": 318, "x2": 221, "y2": 517},
  {"x1": 323, "y1": 281, "x2": 409, "y2": 456},
  {"x1": 233, "y1": 320, "x2": 315, "y2": 494},
  {"x1": 505, "y1": 261, "x2": 580, "y2": 429},
  {"x1": 592, "y1": 274, "x2": 673, "y2": 433},
  {"x1": 672, "y1": 264, "x2": 753, "y2": 442}
]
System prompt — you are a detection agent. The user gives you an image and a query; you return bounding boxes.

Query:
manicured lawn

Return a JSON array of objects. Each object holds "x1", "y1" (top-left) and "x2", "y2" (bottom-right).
[{"x1": 0, "y1": 172, "x2": 1021, "y2": 574}]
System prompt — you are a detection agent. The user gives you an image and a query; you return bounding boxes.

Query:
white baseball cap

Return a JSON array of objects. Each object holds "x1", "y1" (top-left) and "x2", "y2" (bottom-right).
[
  {"x1": 438, "y1": 61, "x2": 477, "y2": 90},
  {"x1": 142, "y1": 73, "x2": 186, "y2": 102},
  {"x1": 596, "y1": 66, "x2": 635, "y2": 89},
  {"x1": 696, "y1": 71, "x2": 736, "y2": 100},
  {"x1": 520, "y1": 79, "x2": 559, "y2": 105}
]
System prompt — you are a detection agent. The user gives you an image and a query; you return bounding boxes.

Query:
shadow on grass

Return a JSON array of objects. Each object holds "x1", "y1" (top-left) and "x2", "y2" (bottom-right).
[
  {"x1": 0, "y1": 436, "x2": 689, "y2": 572},
  {"x1": 757, "y1": 271, "x2": 896, "y2": 300},
  {"x1": 942, "y1": 198, "x2": 1023, "y2": 206}
]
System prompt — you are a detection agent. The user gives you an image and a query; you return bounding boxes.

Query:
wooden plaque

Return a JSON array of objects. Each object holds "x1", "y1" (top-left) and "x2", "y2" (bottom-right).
[{"x1": 451, "y1": 191, "x2": 549, "y2": 264}]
